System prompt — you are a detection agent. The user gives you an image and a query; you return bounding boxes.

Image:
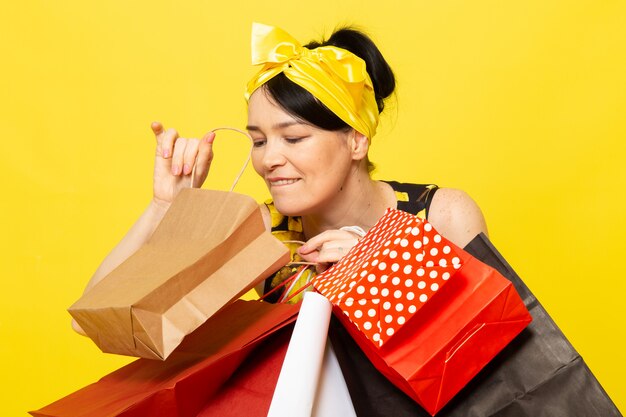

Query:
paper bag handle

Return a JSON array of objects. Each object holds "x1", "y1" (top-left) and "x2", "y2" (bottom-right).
[{"x1": 190, "y1": 126, "x2": 253, "y2": 192}]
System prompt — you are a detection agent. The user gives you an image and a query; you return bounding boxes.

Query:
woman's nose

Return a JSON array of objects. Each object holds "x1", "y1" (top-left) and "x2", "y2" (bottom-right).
[{"x1": 262, "y1": 139, "x2": 287, "y2": 170}]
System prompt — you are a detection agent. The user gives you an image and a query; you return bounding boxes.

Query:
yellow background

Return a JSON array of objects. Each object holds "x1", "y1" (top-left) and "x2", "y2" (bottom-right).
[{"x1": 1, "y1": 0, "x2": 624, "y2": 414}]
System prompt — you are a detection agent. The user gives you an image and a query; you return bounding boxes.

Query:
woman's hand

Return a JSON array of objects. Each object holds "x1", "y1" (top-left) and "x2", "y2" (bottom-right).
[
  {"x1": 151, "y1": 121, "x2": 215, "y2": 208},
  {"x1": 297, "y1": 229, "x2": 362, "y2": 272}
]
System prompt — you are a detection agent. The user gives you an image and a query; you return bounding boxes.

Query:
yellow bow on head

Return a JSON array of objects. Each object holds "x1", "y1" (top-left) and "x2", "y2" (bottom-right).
[{"x1": 245, "y1": 23, "x2": 379, "y2": 140}]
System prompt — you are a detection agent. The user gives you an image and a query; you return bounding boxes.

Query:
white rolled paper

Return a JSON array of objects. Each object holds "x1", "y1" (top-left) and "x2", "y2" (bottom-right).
[
  {"x1": 267, "y1": 292, "x2": 332, "y2": 417},
  {"x1": 312, "y1": 342, "x2": 357, "y2": 417}
]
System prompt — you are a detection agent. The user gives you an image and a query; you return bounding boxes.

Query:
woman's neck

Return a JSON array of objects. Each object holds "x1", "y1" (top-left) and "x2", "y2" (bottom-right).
[{"x1": 300, "y1": 169, "x2": 396, "y2": 239}]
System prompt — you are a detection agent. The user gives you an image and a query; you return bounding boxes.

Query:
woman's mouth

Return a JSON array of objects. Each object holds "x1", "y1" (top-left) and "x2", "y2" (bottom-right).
[{"x1": 268, "y1": 178, "x2": 300, "y2": 186}]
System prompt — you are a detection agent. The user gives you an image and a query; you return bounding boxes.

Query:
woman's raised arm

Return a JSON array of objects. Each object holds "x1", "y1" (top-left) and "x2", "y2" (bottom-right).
[{"x1": 72, "y1": 122, "x2": 215, "y2": 335}]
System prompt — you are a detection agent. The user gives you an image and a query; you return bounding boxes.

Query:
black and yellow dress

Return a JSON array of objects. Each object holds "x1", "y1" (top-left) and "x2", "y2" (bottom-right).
[{"x1": 263, "y1": 181, "x2": 438, "y2": 303}]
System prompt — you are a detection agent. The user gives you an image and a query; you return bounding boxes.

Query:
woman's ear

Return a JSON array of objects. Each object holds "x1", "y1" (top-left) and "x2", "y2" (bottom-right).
[{"x1": 349, "y1": 130, "x2": 370, "y2": 160}]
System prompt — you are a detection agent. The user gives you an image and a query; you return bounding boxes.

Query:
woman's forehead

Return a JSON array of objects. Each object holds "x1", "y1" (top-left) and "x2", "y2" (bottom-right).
[{"x1": 247, "y1": 90, "x2": 307, "y2": 131}]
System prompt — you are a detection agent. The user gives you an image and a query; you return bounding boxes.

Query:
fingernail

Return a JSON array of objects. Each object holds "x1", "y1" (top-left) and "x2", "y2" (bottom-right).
[
  {"x1": 183, "y1": 164, "x2": 191, "y2": 175},
  {"x1": 163, "y1": 149, "x2": 170, "y2": 158},
  {"x1": 171, "y1": 164, "x2": 179, "y2": 175}
]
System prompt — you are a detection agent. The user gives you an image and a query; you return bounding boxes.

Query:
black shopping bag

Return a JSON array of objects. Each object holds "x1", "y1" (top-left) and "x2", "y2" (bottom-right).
[{"x1": 329, "y1": 233, "x2": 622, "y2": 417}]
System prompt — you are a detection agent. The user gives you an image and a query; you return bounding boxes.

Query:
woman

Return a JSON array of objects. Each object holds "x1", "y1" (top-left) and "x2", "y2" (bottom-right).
[{"x1": 73, "y1": 23, "x2": 487, "y2": 332}]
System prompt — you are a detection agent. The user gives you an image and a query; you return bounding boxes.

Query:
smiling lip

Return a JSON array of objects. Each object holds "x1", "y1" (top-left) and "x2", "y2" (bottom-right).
[{"x1": 267, "y1": 178, "x2": 300, "y2": 187}]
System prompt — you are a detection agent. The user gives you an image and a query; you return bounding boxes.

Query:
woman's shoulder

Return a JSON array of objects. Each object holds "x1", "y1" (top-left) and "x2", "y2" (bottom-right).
[{"x1": 427, "y1": 187, "x2": 489, "y2": 248}]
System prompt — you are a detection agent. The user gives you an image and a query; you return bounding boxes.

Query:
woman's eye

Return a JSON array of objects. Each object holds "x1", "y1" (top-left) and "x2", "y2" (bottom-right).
[
  {"x1": 285, "y1": 137, "x2": 306, "y2": 144},
  {"x1": 252, "y1": 139, "x2": 266, "y2": 147}
]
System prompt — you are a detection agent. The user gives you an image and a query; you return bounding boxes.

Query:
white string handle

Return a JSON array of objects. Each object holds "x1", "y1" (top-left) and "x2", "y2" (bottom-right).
[{"x1": 190, "y1": 126, "x2": 253, "y2": 191}]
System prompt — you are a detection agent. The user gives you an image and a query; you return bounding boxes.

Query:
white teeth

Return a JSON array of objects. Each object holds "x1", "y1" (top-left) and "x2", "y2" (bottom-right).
[{"x1": 271, "y1": 179, "x2": 298, "y2": 186}]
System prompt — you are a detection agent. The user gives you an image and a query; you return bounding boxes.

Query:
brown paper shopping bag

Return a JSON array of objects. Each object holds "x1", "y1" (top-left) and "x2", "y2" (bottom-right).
[{"x1": 69, "y1": 188, "x2": 290, "y2": 360}]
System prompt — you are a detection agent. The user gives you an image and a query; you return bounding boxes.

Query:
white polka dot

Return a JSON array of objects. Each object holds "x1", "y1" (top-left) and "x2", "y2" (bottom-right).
[
  {"x1": 404, "y1": 226, "x2": 412, "y2": 234},
  {"x1": 368, "y1": 274, "x2": 376, "y2": 282},
  {"x1": 372, "y1": 299, "x2": 380, "y2": 304},
  {"x1": 394, "y1": 290, "x2": 403, "y2": 299},
  {"x1": 357, "y1": 285, "x2": 365, "y2": 294},
  {"x1": 378, "y1": 262, "x2": 387, "y2": 271},
  {"x1": 403, "y1": 265, "x2": 412, "y2": 274},
  {"x1": 400, "y1": 239, "x2": 409, "y2": 247},
  {"x1": 430, "y1": 248, "x2": 438, "y2": 256},
  {"x1": 442, "y1": 272, "x2": 451, "y2": 280},
  {"x1": 411, "y1": 227, "x2": 420, "y2": 236},
  {"x1": 343, "y1": 310, "x2": 350, "y2": 317},
  {"x1": 368, "y1": 309, "x2": 377, "y2": 317},
  {"x1": 443, "y1": 245, "x2": 451, "y2": 254},
  {"x1": 396, "y1": 303, "x2": 404, "y2": 312},
  {"x1": 358, "y1": 299, "x2": 367, "y2": 305},
  {"x1": 434, "y1": 234, "x2": 442, "y2": 243},
  {"x1": 419, "y1": 294, "x2": 428, "y2": 302},
  {"x1": 397, "y1": 316, "x2": 406, "y2": 325},
  {"x1": 405, "y1": 279, "x2": 414, "y2": 287},
  {"x1": 402, "y1": 252, "x2": 411, "y2": 260},
  {"x1": 383, "y1": 248, "x2": 390, "y2": 255},
  {"x1": 354, "y1": 310, "x2": 363, "y2": 318},
  {"x1": 452, "y1": 257, "x2": 460, "y2": 265},
  {"x1": 389, "y1": 250, "x2": 397, "y2": 259},
  {"x1": 370, "y1": 287, "x2": 379, "y2": 296},
  {"x1": 385, "y1": 314, "x2": 393, "y2": 323},
  {"x1": 371, "y1": 259, "x2": 379, "y2": 266},
  {"x1": 407, "y1": 292, "x2": 415, "y2": 300},
  {"x1": 431, "y1": 283, "x2": 439, "y2": 291},
  {"x1": 391, "y1": 263, "x2": 400, "y2": 272},
  {"x1": 392, "y1": 277, "x2": 401, "y2": 285},
  {"x1": 417, "y1": 268, "x2": 425, "y2": 277},
  {"x1": 345, "y1": 297, "x2": 354, "y2": 307},
  {"x1": 418, "y1": 280, "x2": 426, "y2": 289},
  {"x1": 408, "y1": 305, "x2": 417, "y2": 314},
  {"x1": 423, "y1": 236, "x2": 429, "y2": 245},
  {"x1": 424, "y1": 223, "x2": 432, "y2": 232},
  {"x1": 364, "y1": 321, "x2": 372, "y2": 330},
  {"x1": 386, "y1": 328, "x2": 395, "y2": 337},
  {"x1": 439, "y1": 259, "x2": 448, "y2": 267},
  {"x1": 413, "y1": 240, "x2": 422, "y2": 249},
  {"x1": 394, "y1": 238, "x2": 401, "y2": 244},
  {"x1": 429, "y1": 270, "x2": 438, "y2": 279},
  {"x1": 380, "y1": 275, "x2": 388, "y2": 284},
  {"x1": 338, "y1": 292, "x2": 345, "y2": 299},
  {"x1": 384, "y1": 240, "x2": 391, "y2": 247},
  {"x1": 381, "y1": 288, "x2": 390, "y2": 297},
  {"x1": 373, "y1": 333, "x2": 381, "y2": 342},
  {"x1": 383, "y1": 301, "x2": 391, "y2": 310},
  {"x1": 373, "y1": 251, "x2": 380, "y2": 257},
  {"x1": 426, "y1": 260, "x2": 435, "y2": 267},
  {"x1": 363, "y1": 261, "x2": 369, "y2": 268},
  {"x1": 416, "y1": 253, "x2": 424, "y2": 262}
]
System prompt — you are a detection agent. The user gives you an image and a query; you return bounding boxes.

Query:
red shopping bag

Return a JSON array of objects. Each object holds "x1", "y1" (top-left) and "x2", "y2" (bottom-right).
[
  {"x1": 197, "y1": 324, "x2": 292, "y2": 416},
  {"x1": 313, "y1": 209, "x2": 532, "y2": 415},
  {"x1": 30, "y1": 300, "x2": 298, "y2": 417}
]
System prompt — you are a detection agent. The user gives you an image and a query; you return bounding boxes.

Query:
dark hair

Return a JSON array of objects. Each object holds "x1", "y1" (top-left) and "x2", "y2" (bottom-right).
[{"x1": 263, "y1": 26, "x2": 396, "y2": 134}]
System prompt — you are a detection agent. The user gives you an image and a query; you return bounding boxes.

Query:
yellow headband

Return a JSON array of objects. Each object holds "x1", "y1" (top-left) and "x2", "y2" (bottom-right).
[{"x1": 245, "y1": 23, "x2": 379, "y2": 139}]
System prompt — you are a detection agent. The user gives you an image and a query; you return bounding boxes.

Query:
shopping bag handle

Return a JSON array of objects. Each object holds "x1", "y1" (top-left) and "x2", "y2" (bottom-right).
[{"x1": 190, "y1": 126, "x2": 253, "y2": 192}]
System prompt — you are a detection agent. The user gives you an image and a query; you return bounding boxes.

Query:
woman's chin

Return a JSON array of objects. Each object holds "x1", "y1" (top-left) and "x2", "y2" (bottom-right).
[{"x1": 272, "y1": 198, "x2": 308, "y2": 217}]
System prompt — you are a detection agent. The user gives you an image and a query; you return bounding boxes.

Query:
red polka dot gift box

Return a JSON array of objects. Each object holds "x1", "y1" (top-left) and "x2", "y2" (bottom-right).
[{"x1": 312, "y1": 209, "x2": 532, "y2": 416}]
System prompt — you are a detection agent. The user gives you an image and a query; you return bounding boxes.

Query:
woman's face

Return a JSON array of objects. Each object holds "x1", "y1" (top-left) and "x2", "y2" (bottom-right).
[{"x1": 247, "y1": 89, "x2": 356, "y2": 217}]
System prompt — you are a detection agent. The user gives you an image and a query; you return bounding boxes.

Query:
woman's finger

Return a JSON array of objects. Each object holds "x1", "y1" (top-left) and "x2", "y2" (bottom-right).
[
  {"x1": 171, "y1": 137, "x2": 187, "y2": 175},
  {"x1": 298, "y1": 229, "x2": 357, "y2": 255},
  {"x1": 193, "y1": 132, "x2": 216, "y2": 187},
  {"x1": 182, "y1": 138, "x2": 200, "y2": 176},
  {"x1": 160, "y1": 128, "x2": 179, "y2": 160},
  {"x1": 316, "y1": 239, "x2": 359, "y2": 263}
]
